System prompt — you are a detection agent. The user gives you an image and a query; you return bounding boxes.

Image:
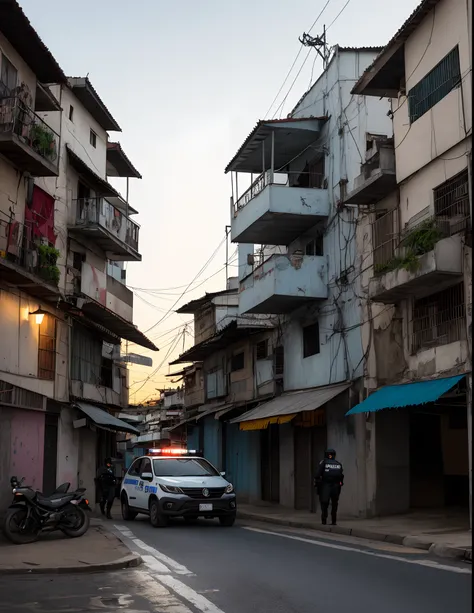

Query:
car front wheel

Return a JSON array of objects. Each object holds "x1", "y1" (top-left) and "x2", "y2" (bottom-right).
[
  {"x1": 121, "y1": 494, "x2": 137, "y2": 521},
  {"x1": 149, "y1": 499, "x2": 168, "y2": 527}
]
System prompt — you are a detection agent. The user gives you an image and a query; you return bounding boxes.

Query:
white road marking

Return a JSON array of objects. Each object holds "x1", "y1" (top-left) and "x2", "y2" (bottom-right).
[
  {"x1": 132, "y1": 538, "x2": 194, "y2": 576},
  {"x1": 243, "y1": 527, "x2": 472, "y2": 575},
  {"x1": 131, "y1": 569, "x2": 194, "y2": 612},
  {"x1": 140, "y1": 554, "x2": 171, "y2": 573},
  {"x1": 156, "y1": 574, "x2": 225, "y2": 613}
]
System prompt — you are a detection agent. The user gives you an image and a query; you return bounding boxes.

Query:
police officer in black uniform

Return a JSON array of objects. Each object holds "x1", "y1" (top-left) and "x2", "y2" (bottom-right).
[
  {"x1": 96, "y1": 457, "x2": 117, "y2": 519},
  {"x1": 314, "y1": 448, "x2": 344, "y2": 525}
]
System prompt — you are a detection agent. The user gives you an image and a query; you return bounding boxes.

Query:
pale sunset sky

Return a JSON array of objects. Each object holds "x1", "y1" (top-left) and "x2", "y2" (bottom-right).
[{"x1": 21, "y1": 0, "x2": 420, "y2": 403}]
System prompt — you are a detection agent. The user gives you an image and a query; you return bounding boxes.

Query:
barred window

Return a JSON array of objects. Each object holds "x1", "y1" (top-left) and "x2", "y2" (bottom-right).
[
  {"x1": 408, "y1": 46, "x2": 461, "y2": 123},
  {"x1": 433, "y1": 170, "x2": 470, "y2": 235}
]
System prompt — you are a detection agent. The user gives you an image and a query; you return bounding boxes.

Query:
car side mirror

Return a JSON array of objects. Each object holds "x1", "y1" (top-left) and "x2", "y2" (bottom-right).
[
  {"x1": 141, "y1": 472, "x2": 153, "y2": 481},
  {"x1": 220, "y1": 471, "x2": 226, "y2": 477}
]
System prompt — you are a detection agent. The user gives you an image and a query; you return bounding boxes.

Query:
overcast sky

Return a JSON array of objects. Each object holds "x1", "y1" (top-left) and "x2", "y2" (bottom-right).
[{"x1": 21, "y1": 0, "x2": 419, "y2": 403}]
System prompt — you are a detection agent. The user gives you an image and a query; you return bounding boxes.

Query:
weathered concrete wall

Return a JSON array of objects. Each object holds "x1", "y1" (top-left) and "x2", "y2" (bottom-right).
[
  {"x1": 279, "y1": 424, "x2": 294, "y2": 508},
  {"x1": 77, "y1": 427, "x2": 96, "y2": 502},
  {"x1": 56, "y1": 407, "x2": 80, "y2": 490}
]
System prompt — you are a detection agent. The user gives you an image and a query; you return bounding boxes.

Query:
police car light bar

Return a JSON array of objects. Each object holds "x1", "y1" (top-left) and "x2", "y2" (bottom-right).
[{"x1": 148, "y1": 448, "x2": 198, "y2": 455}]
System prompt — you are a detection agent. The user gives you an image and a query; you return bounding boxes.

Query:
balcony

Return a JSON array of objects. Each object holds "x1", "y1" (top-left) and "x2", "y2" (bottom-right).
[
  {"x1": 239, "y1": 253, "x2": 328, "y2": 314},
  {"x1": 69, "y1": 198, "x2": 141, "y2": 261},
  {"x1": 231, "y1": 171, "x2": 329, "y2": 245},
  {"x1": 0, "y1": 95, "x2": 59, "y2": 176},
  {"x1": 345, "y1": 139, "x2": 396, "y2": 206},
  {"x1": 0, "y1": 219, "x2": 61, "y2": 301},
  {"x1": 369, "y1": 234, "x2": 464, "y2": 303}
]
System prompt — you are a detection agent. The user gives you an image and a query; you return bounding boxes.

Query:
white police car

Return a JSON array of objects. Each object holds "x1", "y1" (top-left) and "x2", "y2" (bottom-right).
[{"x1": 120, "y1": 449, "x2": 236, "y2": 527}]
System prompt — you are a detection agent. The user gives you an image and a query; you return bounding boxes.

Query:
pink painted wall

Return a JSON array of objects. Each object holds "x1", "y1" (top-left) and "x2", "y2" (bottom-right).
[{"x1": 10, "y1": 409, "x2": 45, "y2": 491}]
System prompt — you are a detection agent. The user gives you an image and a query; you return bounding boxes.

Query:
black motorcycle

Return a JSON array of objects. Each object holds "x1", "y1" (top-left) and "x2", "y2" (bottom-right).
[{"x1": 3, "y1": 476, "x2": 91, "y2": 545}]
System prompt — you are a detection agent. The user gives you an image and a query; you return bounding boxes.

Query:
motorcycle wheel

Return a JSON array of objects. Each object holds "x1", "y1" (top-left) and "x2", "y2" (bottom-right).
[
  {"x1": 60, "y1": 504, "x2": 90, "y2": 538},
  {"x1": 3, "y1": 507, "x2": 40, "y2": 544}
]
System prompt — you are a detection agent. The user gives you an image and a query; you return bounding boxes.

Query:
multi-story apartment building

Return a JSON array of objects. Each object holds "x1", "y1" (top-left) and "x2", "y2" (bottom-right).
[
  {"x1": 0, "y1": 1, "x2": 155, "y2": 510},
  {"x1": 348, "y1": 0, "x2": 472, "y2": 522},
  {"x1": 220, "y1": 47, "x2": 393, "y2": 515}
]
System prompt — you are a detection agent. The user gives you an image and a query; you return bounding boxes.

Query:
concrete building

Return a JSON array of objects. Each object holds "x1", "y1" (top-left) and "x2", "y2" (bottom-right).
[
  {"x1": 347, "y1": 0, "x2": 472, "y2": 523},
  {"x1": 0, "y1": 1, "x2": 154, "y2": 511},
  {"x1": 223, "y1": 47, "x2": 393, "y2": 516}
]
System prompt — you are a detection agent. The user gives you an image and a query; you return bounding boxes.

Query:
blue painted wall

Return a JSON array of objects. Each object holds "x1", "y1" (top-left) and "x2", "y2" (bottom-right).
[
  {"x1": 187, "y1": 426, "x2": 200, "y2": 453},
  {"x1": 225, "y1": 423, "x2": 260, "y2": 503},
  {"x1": 203, "y1": 416, "x2": 222, "y2": 470}
]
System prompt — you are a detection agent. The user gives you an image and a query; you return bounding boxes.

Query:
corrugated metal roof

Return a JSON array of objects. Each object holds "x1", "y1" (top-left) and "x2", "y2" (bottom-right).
[
  {"x1": 106, "y1": 142, "x2": 142, "y2": 179},
  {"x1": 176, "y1": 289, "x2": 235, "y2": 314},
  {"x1": 75, "y1": 402, "x2": 139, "y2": 434},
  {"x1": 352, "y1": 0, "x2": 440, "y2": 95},
  {"x1": 232, "y1": 382, "x2": 350, "y2": 423},
  {"x1": 66, "y1": 146, "x2": 120, "y2": 197},
  {"x1": 346, "y1": 375, "x2": 465, "y2": 415},
  {"x1": 68, "y1": 77, "x2": 121, "y2": 132},
  {"x1": 0, "y1": 0, "x2": 67, "y2": 83}
]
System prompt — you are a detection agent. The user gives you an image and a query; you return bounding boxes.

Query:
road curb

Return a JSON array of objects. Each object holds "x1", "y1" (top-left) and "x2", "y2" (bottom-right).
[
  {"x1": 237, "y1": 511, "x2": 472, "y2": 561},
  {"x1": 0, "y1": 553, "x2": 142, "y2": 575}
]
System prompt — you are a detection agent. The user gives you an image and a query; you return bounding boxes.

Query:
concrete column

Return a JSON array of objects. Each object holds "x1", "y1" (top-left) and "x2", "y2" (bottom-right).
[
  {"x1": 238, "y1": 244, "x2": 254, "y2": 283},
  {"x1": 279, "y1": 424, "x2": 294, "y2": 508},
  {"x1": 468, "y1": 374, "x2": 472, "y2": 530}
]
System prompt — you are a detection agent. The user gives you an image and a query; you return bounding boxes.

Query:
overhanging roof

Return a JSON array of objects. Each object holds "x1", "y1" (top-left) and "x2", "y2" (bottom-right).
[
  {"x1": 232, "y1": 382, "x2": 350, "y2": 423},
  {"x1": 79, "y1": 298, "x2": 159, "y2": 351},
  {"x1": 75, "y1": 402, "x2": 139, "y2": 434},
  {"x1": 68, "y1": 77, "x2": 121, "y2": 132},
  {"x1": 0, "y1": 0, "x2": 67, "y2": 84},
  {"x1": 176, "y1": 289, "x2": 235, "y2": 314},
  {"x1": 196, "y1": 403, "x2": 234, "y2": 421},
  {"x1": 66, "y1": 146, "x2": 120, "y2": 197},
  {"x1": 225, "y1": 117, "x2": 328, "y2": 174},
  {"x1": 351, "y1": 0, "x2": 440, "y2": 97},
  {"x1": 106, "y1": 142, "x2": 142, "y2": 178},
  {"x1": 169, "y1": 321, "x2": 264, "y2": 365},
  {"x1": 35, "y1": 83, "x2": 61, "y2": 112},
  {"x1": 346, "y1": 375, "x2": 465, "y2": 415}
]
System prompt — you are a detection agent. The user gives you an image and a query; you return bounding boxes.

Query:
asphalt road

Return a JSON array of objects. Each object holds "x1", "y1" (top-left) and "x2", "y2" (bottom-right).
[{"x1": 0, "y1": 517, "x2": 471, "y2": 613}]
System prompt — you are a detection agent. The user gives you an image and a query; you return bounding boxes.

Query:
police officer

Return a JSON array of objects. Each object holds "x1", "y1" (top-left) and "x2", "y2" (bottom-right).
[
  {"x1": 96, "y1": 457, "x2": 117, "y2": 519},
  {"x1": 314, "y1": 448, "x2": 344, "y2": 525}
]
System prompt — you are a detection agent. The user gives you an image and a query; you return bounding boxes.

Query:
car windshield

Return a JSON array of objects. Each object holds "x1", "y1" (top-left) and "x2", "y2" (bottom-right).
[{"x1": 153, "y1": 458, "x2": 220, "y2": 477}]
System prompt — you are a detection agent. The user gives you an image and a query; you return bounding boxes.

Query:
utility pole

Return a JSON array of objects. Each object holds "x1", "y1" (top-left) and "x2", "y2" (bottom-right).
[
  {"x1": 225, "y1": 225, "x2": 231, "y2": 286},
  {"x1": 299, "y1": 26, "x2": 330, "y2": 70}
]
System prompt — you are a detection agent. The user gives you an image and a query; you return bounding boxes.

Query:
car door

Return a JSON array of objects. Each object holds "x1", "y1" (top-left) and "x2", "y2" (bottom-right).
[
  {"x1": 124, "y1": 458, "x2": 142, "y2": 508},
  {"x1": 136, "y1": 457, "x2": 155, "y2": 510}
]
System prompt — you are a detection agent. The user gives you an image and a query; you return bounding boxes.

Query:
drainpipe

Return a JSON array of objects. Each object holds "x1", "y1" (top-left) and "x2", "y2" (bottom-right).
[
  {"x1": 270, "y1": 130, "x2": 275, "y2": 184},
  {"x1": 467, "y1": 150, "x2": 472, "y2": 530}
]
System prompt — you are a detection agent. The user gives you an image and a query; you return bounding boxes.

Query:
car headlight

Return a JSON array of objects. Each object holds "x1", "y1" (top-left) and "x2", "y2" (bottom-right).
[
  {"x1": 225, "y1": 483, "x2": 234, "y2": 494},
  {"x1": 160, "y1": 484, "x2": 184, "y2": 494}
]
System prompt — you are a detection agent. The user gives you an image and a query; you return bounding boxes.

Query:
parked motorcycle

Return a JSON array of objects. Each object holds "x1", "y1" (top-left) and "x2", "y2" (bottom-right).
[{"x1": 3, "y1": 476, "x2": 91, "y2": 545}]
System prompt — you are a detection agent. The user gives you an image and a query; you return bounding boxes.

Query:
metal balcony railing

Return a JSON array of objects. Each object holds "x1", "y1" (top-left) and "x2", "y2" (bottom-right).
[
  {"x1": 0, "y1": 95, "x2": 59, "y2": 167},
  {"x1": 233, "y1": 170, "x2": 326, "y2": 216},
  {"x1": 73, "y1": 198, "x2": 140, "y2": 253},
  {"x1": 0, "y1": 218, "x2": 61, "y2": 286}
]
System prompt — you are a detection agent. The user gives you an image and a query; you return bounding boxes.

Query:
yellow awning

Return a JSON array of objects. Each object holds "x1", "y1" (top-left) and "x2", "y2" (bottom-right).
[{"x1": 239, "y1": 414, "x2": 295, "y2": 431}]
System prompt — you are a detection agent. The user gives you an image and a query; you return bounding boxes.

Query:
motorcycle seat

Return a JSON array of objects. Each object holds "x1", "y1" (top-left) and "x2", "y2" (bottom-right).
[{"x1": 36, "y1": 493, "x2": 75, "y2": 508}]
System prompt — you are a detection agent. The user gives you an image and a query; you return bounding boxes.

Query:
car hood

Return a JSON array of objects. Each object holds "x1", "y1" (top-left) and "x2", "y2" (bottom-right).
[{"x1": 157, "y1": 476, "x2": 229, "y2": 488}]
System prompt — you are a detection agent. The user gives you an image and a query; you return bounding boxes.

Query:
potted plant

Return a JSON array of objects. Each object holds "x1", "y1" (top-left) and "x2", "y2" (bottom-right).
[{"x1": 37, "y1": 243, "x2": 60, "y2": 286}]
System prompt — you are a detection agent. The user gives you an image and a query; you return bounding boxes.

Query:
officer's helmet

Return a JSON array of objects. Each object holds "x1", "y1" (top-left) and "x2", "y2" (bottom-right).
[{"x1": 325, "y1": 448, "x2": 336, "y2": 459}]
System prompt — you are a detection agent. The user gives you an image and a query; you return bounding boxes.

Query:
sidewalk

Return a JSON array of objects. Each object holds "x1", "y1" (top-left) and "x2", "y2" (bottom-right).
[
  {"x1": 0, "y1": 518, "x2": 141, "y2": 574},
  {"x1": 237, "y1": 503, "x2": 472, "y2": 561}
]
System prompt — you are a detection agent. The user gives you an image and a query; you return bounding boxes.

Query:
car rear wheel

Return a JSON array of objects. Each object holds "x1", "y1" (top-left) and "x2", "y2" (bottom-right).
[
  {"x1": 149, "y1": 499, "x2": 168, "y2": 527},
  {"x1": 219, "y1": 514, "x2": 236, "y2": 527},
  {"x1": 121, "y1": 494, "x2": 137, "y2": 521}
]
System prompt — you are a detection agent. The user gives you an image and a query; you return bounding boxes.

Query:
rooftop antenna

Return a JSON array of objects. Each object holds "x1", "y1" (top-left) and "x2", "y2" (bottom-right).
[{"x1": 299, "y1": 26, "x2": 330, "y2": 70}]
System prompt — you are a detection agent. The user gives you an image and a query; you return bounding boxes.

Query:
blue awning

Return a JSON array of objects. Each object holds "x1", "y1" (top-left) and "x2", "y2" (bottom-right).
[{"x1": 346, "y1": 375, "x2": 465, "y2": 416}]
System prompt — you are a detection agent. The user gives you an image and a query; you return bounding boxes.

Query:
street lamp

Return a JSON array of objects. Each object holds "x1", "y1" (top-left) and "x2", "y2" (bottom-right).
[{"x1": 29, "y1": 308, "x2": 47, "y2": 325}]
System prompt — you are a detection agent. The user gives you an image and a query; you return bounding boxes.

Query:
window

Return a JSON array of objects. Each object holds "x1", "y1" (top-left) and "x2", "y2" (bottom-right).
[
  {"x1": 373, "y1": 209, "x2": 398, "y2": 272},
  {"x1": 434, "y1": 170, "x2": 470, "y2": 235},
  {"x1": 153, "y1": 458, "x2": 219, "y2": 477},
  {"x1": 140, "y1": 458, "x2": 152, "y2": 476},
  {"x1": 128, "y1": 459, "x2": 142, "y2": 476},
  {"x1": 275, "y1": 346, "x2": 284, "y2": 376},
  {"x1": 303, "y1": 322, "x2": 320, "y2": 358},
  {"x1": 256, "y1": 340, "x2": 268, "y2": 360},
  {"x1": 305, "y1": 236, "x2": 324, "y2": 256},
  {"x1": 90, "y1": 129, "x2": 97, "y2": 148},
  {"x1": 408, "y1": 46, "x2": 461, "y2": 123},
  {"x1": 100, "y1": 357, "x2": 113, "y2": 388},
  {"x1": 38, "y1": 315, "x2": 56, "y2": 380},
  {"x1": 412, "y1": 283, "x2": 465, "y2": 352},
  {"x1": 68, "y1": 105, "x2": 74, "y2": 121},
  {"x1": 72, "y1": 251, "x2": 83, "y2": 271},
  {"x1": 231, "y1": 351, "x2": 245, "y2": 372},
  {"x1": 0, "y1": 53, "x2": 17, "y2": 95}
]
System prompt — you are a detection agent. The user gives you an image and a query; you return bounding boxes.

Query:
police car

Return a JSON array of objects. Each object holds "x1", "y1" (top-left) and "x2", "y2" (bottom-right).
[{"x1": 120, "y1": 449, "x2": 237, "y2": 527}]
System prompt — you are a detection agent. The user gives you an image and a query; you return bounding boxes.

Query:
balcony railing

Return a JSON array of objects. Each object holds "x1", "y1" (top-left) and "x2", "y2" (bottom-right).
[
  {"x1": 233, "y1": 170, "x2": 326, "y2": 217},
  {"x1": 73, "y1": 198, "x2": 140, "y2": 254},
  {"x1": 0, "y1": 95, "x2": 59, "y2": 173},
  {"x1": 0, "y1": 218, "x2": 60, "y2": 288},
  {"x1": 372, "y1": 208, "x2": 399, "y2": 274}
]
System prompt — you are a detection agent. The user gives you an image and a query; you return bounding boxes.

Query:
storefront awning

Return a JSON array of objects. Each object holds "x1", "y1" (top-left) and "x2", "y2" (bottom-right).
[
  {"x1": 345, "y1": 375, "x2": 465, "y2": 416},
  {"x1": 233, "y1": 382, "x2": 350, "y2": 430},
  {"x1": 74, "y1": 402, "x2": 139, "y2": 435},
  {"x1": 196, "y1": 403, "x2": 234, "y2": 421}
]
